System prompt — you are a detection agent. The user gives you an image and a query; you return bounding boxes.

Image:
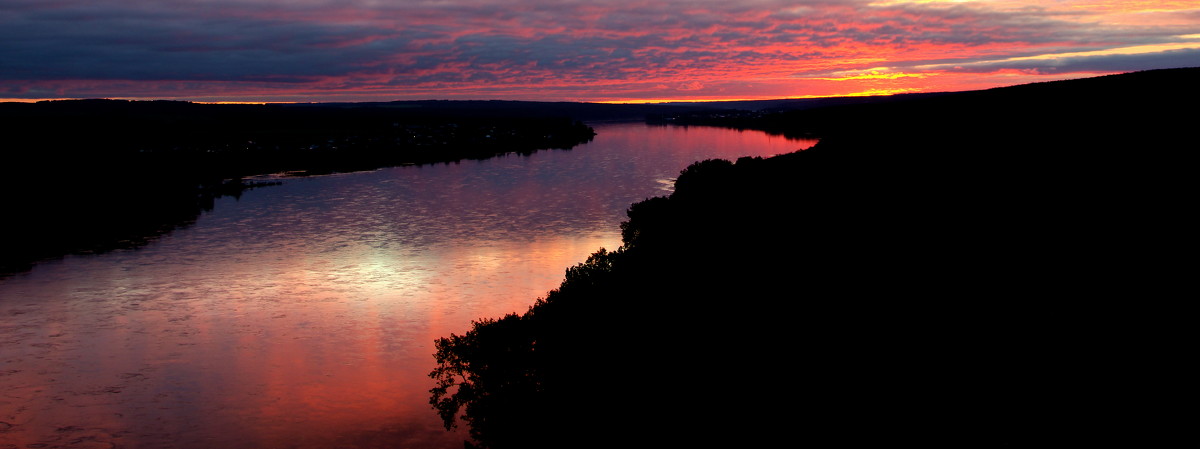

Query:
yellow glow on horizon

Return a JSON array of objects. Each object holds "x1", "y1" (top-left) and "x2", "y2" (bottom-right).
[
  {"x1": 814, "y1": 70, "x2": 931, "y2": 81},
  {"x1": 839, "y1": 88, "x2": 925, "y2": 96}
]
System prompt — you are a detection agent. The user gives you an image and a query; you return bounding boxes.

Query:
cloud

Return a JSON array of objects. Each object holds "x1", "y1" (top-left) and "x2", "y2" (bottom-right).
[
  {"x1": 2, "y1": 0, "x2": 1198, "y2": 101},
  {"x1": 922, "y1": 46, "x2": 1200, "y2": 74}
]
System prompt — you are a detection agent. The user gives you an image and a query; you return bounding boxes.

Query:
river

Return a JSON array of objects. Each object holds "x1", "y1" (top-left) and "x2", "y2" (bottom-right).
[{"x1": 0, "y1": 123, "x2": 815, "y2": 449}]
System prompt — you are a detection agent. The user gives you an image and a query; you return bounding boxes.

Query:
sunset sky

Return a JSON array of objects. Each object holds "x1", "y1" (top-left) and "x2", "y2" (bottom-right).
[{"x1": 3, "y1": 0, "x2": 1198, "y2": 103}]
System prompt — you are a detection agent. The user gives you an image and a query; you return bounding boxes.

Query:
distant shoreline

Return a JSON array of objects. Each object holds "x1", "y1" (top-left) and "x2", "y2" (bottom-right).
[{"x1": 0, "y1": 101, "x2": 600, "y2": 276}]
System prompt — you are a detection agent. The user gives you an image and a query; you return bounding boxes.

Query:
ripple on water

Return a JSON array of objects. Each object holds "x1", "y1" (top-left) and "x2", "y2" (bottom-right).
[{"x1": 0, "y1": 124, "x2": 816, "y2": 448}]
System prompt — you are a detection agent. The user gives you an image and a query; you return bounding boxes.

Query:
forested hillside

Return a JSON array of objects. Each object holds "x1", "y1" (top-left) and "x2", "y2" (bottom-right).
[{"x1": 429, "y1": 67, "x2": 1197, "y2": 448}]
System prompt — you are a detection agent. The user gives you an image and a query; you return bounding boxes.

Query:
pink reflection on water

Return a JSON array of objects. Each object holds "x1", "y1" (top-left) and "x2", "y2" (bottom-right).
[
  {"x1": 1, "y1": 235, "x2": 616, "y2": 448},
  {"x1": 0, "y1": 123, "x2": 816, "y2": 448}
]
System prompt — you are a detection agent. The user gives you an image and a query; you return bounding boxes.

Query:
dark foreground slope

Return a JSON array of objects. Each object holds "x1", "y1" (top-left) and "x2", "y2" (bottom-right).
[{"x1": 429, "y1": 68, "x2": 1196, "y2": 448}]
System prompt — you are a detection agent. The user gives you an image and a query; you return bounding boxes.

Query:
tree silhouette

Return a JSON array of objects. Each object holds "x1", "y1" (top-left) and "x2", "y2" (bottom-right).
[{"x1": 428, "y1": 67, "x2": 1200, "y2": 448}]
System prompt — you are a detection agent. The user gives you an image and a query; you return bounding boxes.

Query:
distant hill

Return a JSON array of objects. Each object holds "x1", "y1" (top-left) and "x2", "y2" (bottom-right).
[
  {"x1": 647, "y1": 92, "x2": 954, "y2": 112},
  {"x1": 428, "y1": 67, "x2": 1196, "y2": 449},
  {"x1": 766, "y1": 66, "x2": 1197, "y2": 139},
  {"x1": 283, "y1": 99, "x2": 722, "y2": 122}
]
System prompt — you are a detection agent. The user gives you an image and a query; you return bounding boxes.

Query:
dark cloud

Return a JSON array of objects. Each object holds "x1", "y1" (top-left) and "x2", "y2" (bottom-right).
[{"x1": 0, "y1": 6, "x2": 423, "y2": 81}]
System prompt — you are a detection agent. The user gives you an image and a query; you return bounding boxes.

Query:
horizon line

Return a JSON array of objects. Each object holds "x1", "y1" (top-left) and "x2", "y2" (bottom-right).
[
  {"x1": 5, "y1": 67, "x2": 1181, "y2": 106},
  {"x1": 0, "y1": 89, "x2": 933, "y2": 106}
]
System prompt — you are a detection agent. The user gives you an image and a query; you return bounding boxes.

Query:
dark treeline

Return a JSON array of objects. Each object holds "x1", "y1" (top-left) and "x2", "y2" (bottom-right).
[
  {"x1": 1, "y1": 99, "x2": 605, "y2": 176},
  {"x1": 297, "y1": 99, "x2": 726, "y2": 123},
  {"x1": 0, "y1": 100, "x2": 603, "y2": 275},
  {"x1": 429, "y1": 67, "x2": 1196, "y2": 448}
]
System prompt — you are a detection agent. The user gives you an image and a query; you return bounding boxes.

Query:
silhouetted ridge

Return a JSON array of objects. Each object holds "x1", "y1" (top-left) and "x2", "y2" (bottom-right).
[{"x1": 429, "y1": 68, "x2": 1195, "y2": 448}]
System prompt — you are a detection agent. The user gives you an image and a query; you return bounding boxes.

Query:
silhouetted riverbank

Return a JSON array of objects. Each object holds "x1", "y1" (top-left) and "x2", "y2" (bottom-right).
[
  {"x1": 0, "y1": 122, "x2": 811, "y2": 449},
  {"x1": 0, "y1": 100, "x2": 600, "y2": 275},
  {"x1": 429, "y1": 67, "x2": 1196, "y2": 448}
]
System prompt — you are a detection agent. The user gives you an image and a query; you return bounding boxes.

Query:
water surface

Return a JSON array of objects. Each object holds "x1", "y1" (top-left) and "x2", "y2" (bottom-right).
[{"x1": 0, "y1": 123, "x2": 815, "y2": 448}]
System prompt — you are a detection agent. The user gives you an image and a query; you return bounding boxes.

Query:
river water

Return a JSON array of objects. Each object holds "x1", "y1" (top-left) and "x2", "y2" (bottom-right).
[{"x1": 0, "y1": 123, "x2": 815, "y2": 449}]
